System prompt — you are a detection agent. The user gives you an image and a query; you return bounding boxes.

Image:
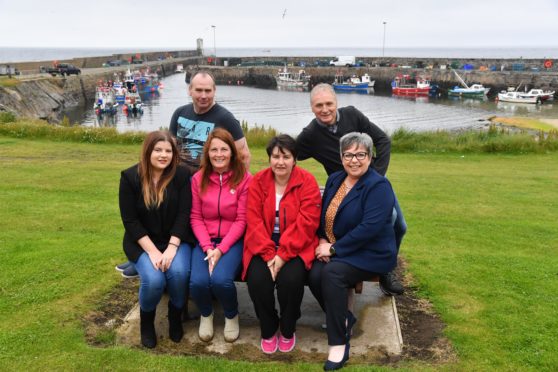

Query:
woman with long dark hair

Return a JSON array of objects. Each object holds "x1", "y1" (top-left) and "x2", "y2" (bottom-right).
[{"x1": 119, "y1": 130, "x2": 194, "y2": 348}]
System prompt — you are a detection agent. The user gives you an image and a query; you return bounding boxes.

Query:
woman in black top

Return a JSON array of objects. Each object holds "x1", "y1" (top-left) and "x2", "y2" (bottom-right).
[{"x1": 119, "y1": 130, "x2": 194, "y2": 348}]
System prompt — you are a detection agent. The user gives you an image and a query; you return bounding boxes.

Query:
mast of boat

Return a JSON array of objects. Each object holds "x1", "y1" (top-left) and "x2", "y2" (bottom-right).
[{"x1": 450, "y1": 68, "x2": 469, "y2": 89}]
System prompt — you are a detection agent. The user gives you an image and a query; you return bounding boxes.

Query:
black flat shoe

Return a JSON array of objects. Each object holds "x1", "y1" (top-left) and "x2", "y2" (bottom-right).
[{"x1": 323, "y1": 342, "x2": 350, "y2": 371}]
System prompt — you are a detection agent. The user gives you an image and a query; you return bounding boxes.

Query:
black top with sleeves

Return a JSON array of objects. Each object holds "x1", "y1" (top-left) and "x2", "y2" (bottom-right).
[
  {"x1": 296, "y1": 106, "x2": 391, "y2": 176},
  {"x1": 119, "y1": 164, "x2": 195, "y2": 262}
]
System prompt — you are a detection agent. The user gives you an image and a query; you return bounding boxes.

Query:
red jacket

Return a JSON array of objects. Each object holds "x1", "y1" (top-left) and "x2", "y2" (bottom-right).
[{"x1": 242, "y1": 166, "x2": 321, "y2": 279}]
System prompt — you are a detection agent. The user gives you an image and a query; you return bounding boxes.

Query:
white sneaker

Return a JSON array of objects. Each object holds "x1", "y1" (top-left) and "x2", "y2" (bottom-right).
[
  {"x1": 224, "y1": 314, "x2": 239, "y2": 342},
  {"x1": 198, "y1": 313, "x2": 214, "y2": 342}
]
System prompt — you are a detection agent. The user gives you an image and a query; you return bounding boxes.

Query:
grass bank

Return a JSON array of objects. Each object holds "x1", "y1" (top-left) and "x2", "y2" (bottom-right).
[
  {"x1": 1, "y1": 118, "x2": 558, "y2": 154},
  {"x1": 1, "y1": 136, "x2": 557, "y2": 371}
]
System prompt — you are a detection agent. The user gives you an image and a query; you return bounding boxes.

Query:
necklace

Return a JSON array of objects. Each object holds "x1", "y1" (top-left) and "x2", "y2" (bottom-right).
[{"x1": 344, "y1": 177, "x2": 356, "y2": 190}]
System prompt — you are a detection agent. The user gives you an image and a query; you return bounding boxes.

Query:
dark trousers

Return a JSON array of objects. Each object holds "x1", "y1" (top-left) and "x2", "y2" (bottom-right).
[
  {"x1": 246, "y1": 256, "x2": 307, "y2": 339},
  {"x1": 308, "y1": 260, "x2": 377, "y2": 345}
]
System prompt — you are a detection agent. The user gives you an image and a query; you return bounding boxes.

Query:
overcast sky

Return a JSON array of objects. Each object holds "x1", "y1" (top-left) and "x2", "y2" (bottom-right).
[{"x1": 1, "y1": 0, "x2": 556, "y2": 49}]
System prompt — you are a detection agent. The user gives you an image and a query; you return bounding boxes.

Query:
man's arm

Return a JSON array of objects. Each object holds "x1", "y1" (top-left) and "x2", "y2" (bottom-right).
[
  {"x1": 355, "y1": 109, "x2": 391, "y2": 176},
  {"x1": 235, "y1": 137, "x2": 251, "y2": 170},
  {"x1": 169, "y1": 107, "x2": 180, "y2": 136}
]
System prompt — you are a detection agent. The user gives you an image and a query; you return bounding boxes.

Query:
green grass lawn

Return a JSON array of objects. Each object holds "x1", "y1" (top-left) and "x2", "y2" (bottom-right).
[{"x1": 1, "y1": 136, "x2": 557, "y2": 371}]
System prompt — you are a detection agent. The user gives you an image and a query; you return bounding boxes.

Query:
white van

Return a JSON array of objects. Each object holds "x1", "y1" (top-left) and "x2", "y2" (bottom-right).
[{"x1": 329, "y1": 56, "x2": 356, "y2": 67}]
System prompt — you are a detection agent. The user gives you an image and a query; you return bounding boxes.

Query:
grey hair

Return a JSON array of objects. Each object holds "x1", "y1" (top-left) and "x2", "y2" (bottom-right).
[
  {"x1": 310, "y1": 83, "x2": 336, "y2": 103},
  {"x1": 339, "y1": 132, "x2": 374, "y2": 156}
]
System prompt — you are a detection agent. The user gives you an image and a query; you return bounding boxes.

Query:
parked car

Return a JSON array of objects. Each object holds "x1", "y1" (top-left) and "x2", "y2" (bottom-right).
[
  {"x1": 106, "y1": 60, "x2": 124, "y2": 67},
  {"x1": 47, "y1": 63, "x2": 81, "y2": 76}
]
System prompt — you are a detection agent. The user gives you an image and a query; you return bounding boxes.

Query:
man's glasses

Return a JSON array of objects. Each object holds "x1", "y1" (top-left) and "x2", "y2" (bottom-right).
[{"x1": 342, "y1": 152, "x2": 369, "y2": 161}]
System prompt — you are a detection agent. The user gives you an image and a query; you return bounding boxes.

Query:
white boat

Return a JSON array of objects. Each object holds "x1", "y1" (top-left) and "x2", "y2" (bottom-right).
[
  {"x1": 524, "y1": 89, "x2": 554, "y2": 102},
  {"x1": 448, "y1": 69, "x2": 490, "y2": 97},
  {"x1": 275, "y1": 67, "x2": 310, "y2": 88},
  {"x1": 93, "y1": 87, "x2": 118, "y2": 115},
  {"x1": 358, "y1": 73, "x2": 375, "y2": 88},
  {"x1": 497, "y1": 91, "x2": 539, "y2": 104},
  {"x1": 175, "y1": 64, "x2": 184, "y2": 73}
]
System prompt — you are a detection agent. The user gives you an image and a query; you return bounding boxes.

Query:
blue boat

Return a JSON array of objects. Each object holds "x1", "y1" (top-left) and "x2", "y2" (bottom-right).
[{"x1": 332, "y1": 75, "x2": 370, "y2": 92}]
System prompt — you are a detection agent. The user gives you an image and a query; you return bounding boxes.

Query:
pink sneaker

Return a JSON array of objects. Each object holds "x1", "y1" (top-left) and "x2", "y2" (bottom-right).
[
  {"x1": 261, "y1": 334, "x2": 278, "y2": 354},
  {"x1": 278, "y1": 332, "x2": 296, "y2": 353}
]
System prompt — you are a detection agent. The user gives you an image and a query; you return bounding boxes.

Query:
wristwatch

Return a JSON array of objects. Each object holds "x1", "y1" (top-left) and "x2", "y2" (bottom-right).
[{"x1": 329, "y1": 245, "x2": 336, "y2": 256}]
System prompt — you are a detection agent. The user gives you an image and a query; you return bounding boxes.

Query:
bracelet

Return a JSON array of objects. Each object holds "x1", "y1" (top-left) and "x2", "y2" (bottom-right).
[{"x1": 168, "y1": 242, "x2": 179, "y2": 248}]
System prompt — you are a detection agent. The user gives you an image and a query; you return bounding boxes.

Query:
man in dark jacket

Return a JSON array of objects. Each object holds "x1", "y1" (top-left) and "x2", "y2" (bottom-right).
[{"x1": 296, "y1": 83, "x2": 405, "y2": 295}]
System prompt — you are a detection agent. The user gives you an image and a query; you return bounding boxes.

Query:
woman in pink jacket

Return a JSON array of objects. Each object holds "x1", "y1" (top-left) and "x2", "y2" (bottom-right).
[
  {"x1": 189, "y1": 128, "x2": 251, "y2": 343},
  {"x1": 243, "y1": 134, "x2": 321, "y2": 354}
]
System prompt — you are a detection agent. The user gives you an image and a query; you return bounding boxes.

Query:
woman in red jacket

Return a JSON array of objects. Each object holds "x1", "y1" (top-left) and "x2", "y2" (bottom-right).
[{"x1": 243, "y1": 134, "x2": 321, "y2": 354}]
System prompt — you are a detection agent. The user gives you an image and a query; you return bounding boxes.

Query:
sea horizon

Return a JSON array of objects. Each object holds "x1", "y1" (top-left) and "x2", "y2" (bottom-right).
[{"x1": 1, "y1": 46, "x2": 558, "y2": 63}]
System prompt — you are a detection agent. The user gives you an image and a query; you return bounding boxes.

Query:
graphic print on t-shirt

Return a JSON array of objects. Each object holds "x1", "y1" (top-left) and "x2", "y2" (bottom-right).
[{"x1": 176, "y1": 117, "x2": 215, "y2": 161}]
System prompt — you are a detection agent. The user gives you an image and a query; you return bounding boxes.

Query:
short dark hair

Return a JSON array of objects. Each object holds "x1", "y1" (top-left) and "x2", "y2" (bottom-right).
[
  {"x1": 188, "y1": 70, "x2": 216, "y2": 89},
  {"x1": 266, "y1": 134, "x2": 297, "y2": 160}
]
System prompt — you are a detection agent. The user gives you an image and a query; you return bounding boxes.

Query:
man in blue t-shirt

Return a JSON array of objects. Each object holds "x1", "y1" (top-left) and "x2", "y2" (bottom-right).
[{"x1": 169, "y1": 70, "x2": 251, "y2": 170}]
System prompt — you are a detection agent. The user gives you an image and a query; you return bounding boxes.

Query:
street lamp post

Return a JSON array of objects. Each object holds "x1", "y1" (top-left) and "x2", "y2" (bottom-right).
[
  {"x1": 211, "y1": 25, "x2": 217, "y2": 66},
  {"x1": 382, "y1": 21, "x2": 387, "y2": 58}
]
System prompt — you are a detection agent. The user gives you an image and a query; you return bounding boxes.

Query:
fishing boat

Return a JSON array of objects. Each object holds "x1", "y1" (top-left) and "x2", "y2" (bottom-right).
[
  {"x1": 275, "y1": 67, "x2": 311, "y2": 88},
  {"x1": 112, "y1": 81, "x2": 127, "y2": 103},
  {"x1": 391, "y1": 74, "x2": 430, "y2": 95},
  {"x1": 137, "y1": 70, "x2": 164, "y2": 93},
  {"x1": 122, "y1": 91, "x2": 143, "y2": 116},
  {"x1": 361, "y1": 73, "x2": 375, "y2": 88},
  {"x1": 332, "y1": 74, "x2": 369, "y2": 92},
  {"x1": 448, "y1": 69, "x2": 490, "y2": 97},
  {"x1": 524, "y1": 89, "x2": 554, "y2": 102},
  {"x1": 93, "y1": 87, "x2": 118, "y2": 116},
  {"x1": 497, "y1": 91, "x2": 540, "y2": 104}
]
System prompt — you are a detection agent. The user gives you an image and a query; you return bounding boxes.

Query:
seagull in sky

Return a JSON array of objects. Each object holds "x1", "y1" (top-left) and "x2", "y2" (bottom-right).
[{"x1": 282, "y1": 9, "x2": 287, "y2": 19}]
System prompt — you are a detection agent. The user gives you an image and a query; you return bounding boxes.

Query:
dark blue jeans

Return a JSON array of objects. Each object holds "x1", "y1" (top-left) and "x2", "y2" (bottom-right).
[
  {"x1": 134, "y1": 243, "x2": 192, "y2": 312},
  {"x1": 189, "y1": 240, "x2": 243, "y2": 319}
]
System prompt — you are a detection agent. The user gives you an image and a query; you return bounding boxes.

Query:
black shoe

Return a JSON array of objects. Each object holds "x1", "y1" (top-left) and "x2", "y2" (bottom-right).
[
  {"x1": 346, "y1": 311, "x2": 357, "y2": 340},
  {"x1": 168, "y1": 301, "x2": 184, "y2": 343},
  {"x1": 115, "y1": 261, "x2": 131, "y2": 272},
  {"x1": 140, "y1": 309, "x2": 157, "y2": 348},
  {"x1": 121, "y1": 264, "x2": 138, "y2": 279},
  {"x1": 324, "y1": 342, "x2": 350, "y2": 371},
  {"x1": 379, "y1": 270, "x2": 404, "y2": 296}
]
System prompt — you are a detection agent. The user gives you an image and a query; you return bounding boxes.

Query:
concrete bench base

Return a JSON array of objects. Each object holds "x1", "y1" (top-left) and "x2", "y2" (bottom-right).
[{"x1": 116, "y1": 281, "x2": 402, "y2": 359}]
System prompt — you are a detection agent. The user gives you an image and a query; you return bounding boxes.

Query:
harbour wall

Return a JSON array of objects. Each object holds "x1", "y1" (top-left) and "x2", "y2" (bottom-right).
[
  {"x1": 204, "y1": 65, "x2": 558, "y2": 94},
  {"x1": 7, "y1": 50, "x2": 200, "y2": 75}
]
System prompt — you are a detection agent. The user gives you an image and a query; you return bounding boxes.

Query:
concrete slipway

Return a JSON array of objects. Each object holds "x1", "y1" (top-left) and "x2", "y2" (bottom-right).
[{"x1": 116, "y1": 282, "x2": 402, "y2": 364}]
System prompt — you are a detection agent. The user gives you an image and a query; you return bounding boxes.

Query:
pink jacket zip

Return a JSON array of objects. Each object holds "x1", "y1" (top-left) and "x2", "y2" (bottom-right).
[{"x1": 190, "y1": 170, "x2": 251, "y2": 254}]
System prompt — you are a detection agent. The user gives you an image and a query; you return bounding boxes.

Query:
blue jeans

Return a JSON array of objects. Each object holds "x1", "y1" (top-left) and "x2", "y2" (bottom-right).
[
  {"x1": 189, "y1": 240, "x2": 243, "y2": 319},
  {"x1": 135, "y1": 243, "x2": 192, "y2": 312},
  {"x1": 392, "y1": 193, "x2": 407, "y2": 252}
]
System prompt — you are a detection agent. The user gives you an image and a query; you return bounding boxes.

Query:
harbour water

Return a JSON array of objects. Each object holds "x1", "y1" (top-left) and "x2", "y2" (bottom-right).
[{"x1": 71, "y1": 73, "x2": 558, "y2": 135}]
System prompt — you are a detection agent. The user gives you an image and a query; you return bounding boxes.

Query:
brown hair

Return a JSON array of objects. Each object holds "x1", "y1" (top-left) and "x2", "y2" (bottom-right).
[
  {"x1": 199, "y1": 128, "x2": 245, "y2": 193},
  {"x1": 138, "y1": 131, "x2": 180, "y2": 209}
]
